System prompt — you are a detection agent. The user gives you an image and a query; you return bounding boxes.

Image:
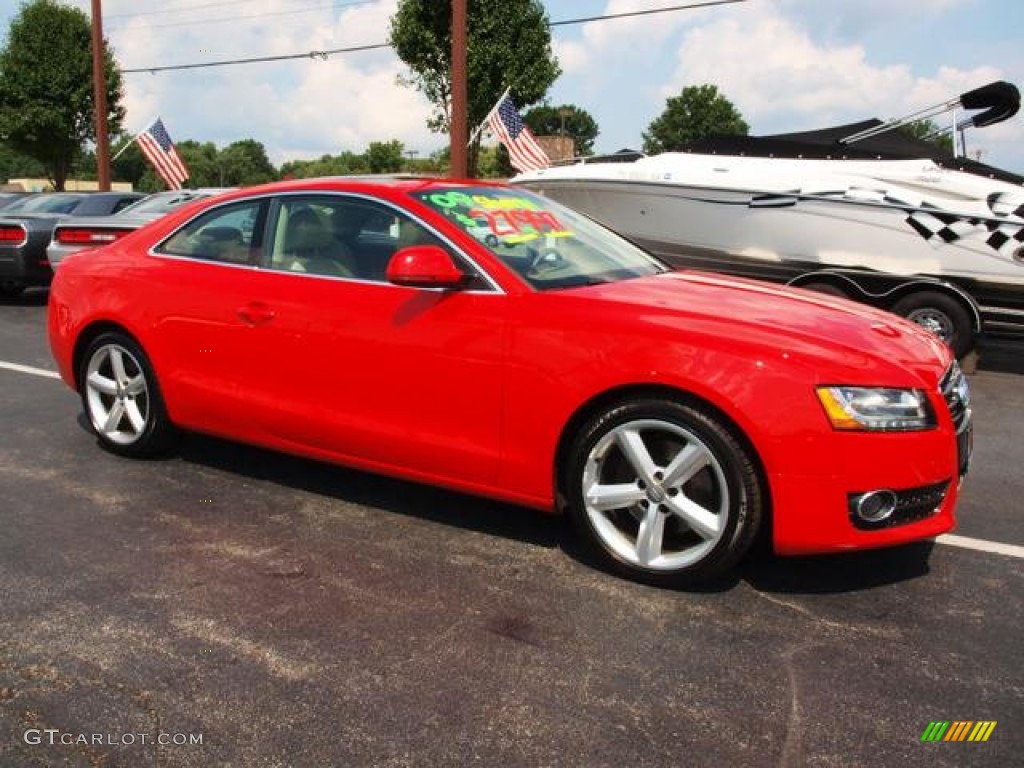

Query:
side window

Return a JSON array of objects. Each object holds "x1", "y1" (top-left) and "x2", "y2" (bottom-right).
[
  {"x1": 268, "y1": 198, "x2": 355, "y2": 278},
  {"x1": 158, "y1": 201, "x2": 263, "y2": 265},
  {"x1": 267, "y1": 196, "x2": 437, "y2": 283},
  {"x1": 265, "y1": 195, "x2": 491, "y2": 289}
]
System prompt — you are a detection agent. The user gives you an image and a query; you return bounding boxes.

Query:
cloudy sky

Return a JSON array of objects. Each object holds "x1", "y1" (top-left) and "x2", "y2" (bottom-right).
[{"x1": 1, "y1": 0, "x2": 1021, "y2": 171}]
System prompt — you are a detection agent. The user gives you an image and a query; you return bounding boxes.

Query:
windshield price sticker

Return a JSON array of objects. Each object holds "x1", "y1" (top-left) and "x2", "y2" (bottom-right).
[
  {"x1": 468, "y1": 207, "x2": 569, "y2": 240},
  {"x1": 424, "y1": 191, "x2": 574, "y2": 242}
]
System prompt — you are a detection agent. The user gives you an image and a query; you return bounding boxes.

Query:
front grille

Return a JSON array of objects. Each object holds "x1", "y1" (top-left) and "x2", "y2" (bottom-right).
[
  {"x1": 848, "y1": 481, "x2": 951, "y2": 530},
  {"x1": 939, "y1": 362, "x2": 970, "y2": 432},
  {"x1": 939, "y1": 362, "x2": 972, "y2": 476}
]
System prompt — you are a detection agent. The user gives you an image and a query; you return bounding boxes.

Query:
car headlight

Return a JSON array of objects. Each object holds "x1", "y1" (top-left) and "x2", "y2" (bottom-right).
[{"x1": 816, "y1": 386, "x2": 936, "y2": 431}]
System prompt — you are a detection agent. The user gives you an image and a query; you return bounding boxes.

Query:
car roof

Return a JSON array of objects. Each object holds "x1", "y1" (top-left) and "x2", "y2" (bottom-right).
[{"x1": 206, "y1": 176, "x2": 509, "y2": 205}]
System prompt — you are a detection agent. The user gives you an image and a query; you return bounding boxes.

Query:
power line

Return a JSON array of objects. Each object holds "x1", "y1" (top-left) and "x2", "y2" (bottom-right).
[
  {"x1": 123, "y1": 43, "x2": 389, "y2": 73},
  {"x1": 102, "y1": 0, "x2": 292, "y2": 20},
  {"x1": 122, "y1": 0, "x2": 749, "y2": 74},
  {"x1": 107, "y1": 1, "x2": 373, "y2": 31},
  {"x1": 550, "y1": 0, "x2": 748, "y2": 27}
]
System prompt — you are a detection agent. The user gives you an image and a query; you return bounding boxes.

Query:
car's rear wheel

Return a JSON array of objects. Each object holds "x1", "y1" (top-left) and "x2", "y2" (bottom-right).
[
  {"x1": 565, "y1": 399, "x2": 764, "y2": 587},
  {"x1": 80, "y1": 332, "x2": 176, "y2": 457},
  {"x1": 890, "y1": 291, "x2": 974, "y2": 358}
]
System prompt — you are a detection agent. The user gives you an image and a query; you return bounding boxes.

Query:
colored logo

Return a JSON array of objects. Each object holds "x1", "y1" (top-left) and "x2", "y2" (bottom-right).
[{"x1": 921, "y1": 721, "x2": 997, "y2": 742}]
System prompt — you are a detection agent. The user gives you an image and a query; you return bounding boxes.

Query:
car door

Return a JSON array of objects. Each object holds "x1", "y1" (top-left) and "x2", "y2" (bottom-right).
[
  {"x1": 247, "y1": 194, "x2": 509, "y2": 486},
  {"x1": 141, "y1": 198, "x2": 273, "y2": 438}
]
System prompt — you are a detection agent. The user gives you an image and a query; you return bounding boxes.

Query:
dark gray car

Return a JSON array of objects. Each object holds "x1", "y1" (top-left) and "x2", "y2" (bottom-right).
[
  {"x1": 46, "y1": 189, "x2": 234, "y2": 269},
  {"x1": 0, "y1": 192, "x2": 143, "y2": 296}
]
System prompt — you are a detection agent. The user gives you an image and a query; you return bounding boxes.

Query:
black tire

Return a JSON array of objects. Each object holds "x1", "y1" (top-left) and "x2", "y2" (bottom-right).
[
  {"x1": 564, "y1": 398, "x2": 764, "y2": 587},
  {"x1": 799, "y1": 281, "x2": 849, "y2": 299},
  {"x1": 79, "y1": 332, "x2": 176, "y2": 457},
  {"x1": 890, "y1": 291, "x2": 975, "y2": 358}
]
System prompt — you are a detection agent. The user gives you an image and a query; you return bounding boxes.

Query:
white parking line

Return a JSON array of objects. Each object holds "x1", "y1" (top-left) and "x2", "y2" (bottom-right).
[
  {"x1": 0, "y1": 360, "x2": 61, "y2": 380},
  {"x1": 2, "y1": 356, "x2": 1024, "y2": 560},
  {"x1": 937, "y1": 534, "x2": 1024, "y2": 559}
]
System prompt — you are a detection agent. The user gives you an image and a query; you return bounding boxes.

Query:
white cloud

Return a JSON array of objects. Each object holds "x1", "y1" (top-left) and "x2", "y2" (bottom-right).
[
  {"x1": 96, "y1": 0, "x2": 438, "y2": 163},
  {"x1": 550, "y1": 0, "x2": 1020, "y2": 169},
  {"x1": 2, "y1": 0, "x2": 1019, "y2": 171},
  {"x1": 667, "y1": 11, "x2": 1002, "y2": 127}
]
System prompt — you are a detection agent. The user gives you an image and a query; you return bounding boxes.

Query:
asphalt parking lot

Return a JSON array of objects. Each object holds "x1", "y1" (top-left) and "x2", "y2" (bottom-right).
[{"x1": 1, "y1": 288, "x2": 1022, "y2": 768}]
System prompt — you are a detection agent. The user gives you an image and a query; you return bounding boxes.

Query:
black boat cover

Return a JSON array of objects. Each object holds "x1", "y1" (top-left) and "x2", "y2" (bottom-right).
[
  {"x1": 685, "y1": 81, "x2": 1022, "y2": 186},
  {"x1": 686, "y1": 119, "x2": 1022, "y2": 186}
]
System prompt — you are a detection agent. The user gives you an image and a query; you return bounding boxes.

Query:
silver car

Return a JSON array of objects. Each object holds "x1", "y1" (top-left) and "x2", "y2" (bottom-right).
[{"x1": 47, "y1": 188, "x2": 234, "y2": 268}]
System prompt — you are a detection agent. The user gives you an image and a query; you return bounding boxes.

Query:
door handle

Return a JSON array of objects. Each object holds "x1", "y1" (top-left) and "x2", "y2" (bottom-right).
[{"x1": 237, "y1": 302, "x2": 276, "y2": 327}]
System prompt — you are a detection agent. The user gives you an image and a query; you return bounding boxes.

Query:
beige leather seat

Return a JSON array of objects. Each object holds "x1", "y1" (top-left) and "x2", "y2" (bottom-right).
[{"x1": 283, "y1": 208, "x2": 355, "y2": 277}]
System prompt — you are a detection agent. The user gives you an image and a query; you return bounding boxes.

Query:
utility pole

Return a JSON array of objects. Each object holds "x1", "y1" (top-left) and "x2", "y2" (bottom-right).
[
  {"x1": 450, "y1": 0, "x2": 468, "y2": 178},
  {"x1": 91, "y1": 0, "x2": 111, "y2": 191}
]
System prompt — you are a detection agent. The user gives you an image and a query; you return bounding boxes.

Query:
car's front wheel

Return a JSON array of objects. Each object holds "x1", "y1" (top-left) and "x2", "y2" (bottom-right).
[
  {"x1": 80, "y1": 332, "x2": 176, "y2": 457},
  {"x1": 565, "y1": 399, "x2": 764, "y2": 587}
]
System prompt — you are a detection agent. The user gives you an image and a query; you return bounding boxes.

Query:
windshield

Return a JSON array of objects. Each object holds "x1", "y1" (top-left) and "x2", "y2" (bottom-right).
[
  {"x1": 411, "y1": 186, "x2": 667, "y2": 290},
  {"x1": 119, "y1": 190, "x2": 213, "y2": 216}
]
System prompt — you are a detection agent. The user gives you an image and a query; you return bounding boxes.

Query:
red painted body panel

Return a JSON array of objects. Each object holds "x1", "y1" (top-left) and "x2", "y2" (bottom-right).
[{"x1": 48, "y1": 177, "x2": 963, "y2": 555}]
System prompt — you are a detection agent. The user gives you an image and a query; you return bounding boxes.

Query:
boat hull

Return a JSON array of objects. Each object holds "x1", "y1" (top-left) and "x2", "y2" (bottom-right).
[{"x1": 517, "y1": 177, "x2": 1024, "y2": 339}]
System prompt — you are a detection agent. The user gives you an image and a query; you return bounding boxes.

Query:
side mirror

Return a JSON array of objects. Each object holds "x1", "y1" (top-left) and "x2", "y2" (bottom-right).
[{"x1": 386, "y1": 245, "x2": 469, "y2": 289}]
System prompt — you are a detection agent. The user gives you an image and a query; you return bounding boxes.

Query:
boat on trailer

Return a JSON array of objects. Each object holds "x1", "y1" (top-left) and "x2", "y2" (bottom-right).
[{"x1": 512, "y1": 82, "x2": 1024, "y2": 357}]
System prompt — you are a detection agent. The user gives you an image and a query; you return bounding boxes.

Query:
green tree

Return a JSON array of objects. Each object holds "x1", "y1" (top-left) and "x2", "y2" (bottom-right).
[
  {"x1": 426, "y1": 146, "x2": 451, "y2": 176},
  {"x1": 366, "y1": 140, "x2": 405, "y2": 173},
  {"x1": 174, "y1": 140, "x2": 220, "y2": 187},
  {"x1": 389, "y1": 0, "x2": 560, "y2": 174},
  {"x1": 217, "y1": 139, "x2": 277, "y2": 186},
  {"x1": 110, "y1": 135, "x2": 151, "y2": 188},
  {"x1": 643, "y1": 84, "x2": 748, "y2": 154},
  {"x1": 0, "y1": 141, "x2": 48, "y2": 180},
  {"x1": 474, "y1": 145, "x2": 505, "y2": 178},
  {"x1": 523, "y1": 104, "x2": 599, "y2": 156},
  {"x1": 0, "y1": 0, "x2": 125, "y2": 190},
  {"x1": 898, "y1": 119, "x2": 955, "y2": 155},
  {"x1": 280, "y1": 150, "x2": 372, "y2": 179}
]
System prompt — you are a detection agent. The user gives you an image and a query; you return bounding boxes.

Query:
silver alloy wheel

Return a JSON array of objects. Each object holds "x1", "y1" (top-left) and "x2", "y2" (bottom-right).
[
  {"x1": 581, "y1": 419, "x2": 730, "y2": 571},
  {"x1": 84, "y1": 343, "x2": 150, "y2": 446},
  {"x1": 905, "y1": 307, "x2": 955, "y2": 343}
]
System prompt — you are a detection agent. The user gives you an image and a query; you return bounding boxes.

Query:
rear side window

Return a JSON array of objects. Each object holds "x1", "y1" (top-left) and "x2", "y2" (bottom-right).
[
  {"x1": 157, "y1": 201, "x2": 265, "y2": 265},
  {"x1": 265, "y1": 195, "x2": 469, "y2": 284}
]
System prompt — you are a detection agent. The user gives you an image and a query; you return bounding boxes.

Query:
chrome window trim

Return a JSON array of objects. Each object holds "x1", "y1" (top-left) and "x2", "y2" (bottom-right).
[
  {"x1": 148, "y1": 189, "x2": 506, "y2": 295},
  {"x1": 150, "y1": 196, "x2": 265, "y2": 266},
  {"x1": 145, "y1": 251, "x2": 262, "y2": 273}
]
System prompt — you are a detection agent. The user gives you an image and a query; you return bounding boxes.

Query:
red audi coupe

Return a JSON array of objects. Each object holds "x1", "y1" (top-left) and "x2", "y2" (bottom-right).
[{"x1": 48, "y1": 178, "x2": 972, "y2": 586}]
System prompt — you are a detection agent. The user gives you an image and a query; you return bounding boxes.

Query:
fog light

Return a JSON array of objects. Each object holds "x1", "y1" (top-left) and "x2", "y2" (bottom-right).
[{"x1": 852, "y1": 490, "x2": 896, "y2": 523}]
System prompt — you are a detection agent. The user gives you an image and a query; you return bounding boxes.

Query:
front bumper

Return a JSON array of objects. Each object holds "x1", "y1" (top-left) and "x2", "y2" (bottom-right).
[{"x1": 770, "y1": 365, "x2": 970, "y2": 555}]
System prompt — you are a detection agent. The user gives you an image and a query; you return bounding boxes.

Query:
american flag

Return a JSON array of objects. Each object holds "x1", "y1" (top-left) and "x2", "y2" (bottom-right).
[
  {"x1": 137, "y1": 118, "x2": 189, "y2": 190},
  {"x1": 486, "y1": 94, "x2": 550, "y2": 173}
]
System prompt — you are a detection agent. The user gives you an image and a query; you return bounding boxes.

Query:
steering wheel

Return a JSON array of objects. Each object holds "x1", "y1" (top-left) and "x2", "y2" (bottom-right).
[{"x1": 529, "y1": 248, "x2": 565, "y2": 274}]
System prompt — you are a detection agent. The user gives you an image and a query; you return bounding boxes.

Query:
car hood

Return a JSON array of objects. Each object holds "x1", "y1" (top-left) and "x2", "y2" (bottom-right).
[{"x1": 574, "y1": 271, "x2": 951, "y2": 384}]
